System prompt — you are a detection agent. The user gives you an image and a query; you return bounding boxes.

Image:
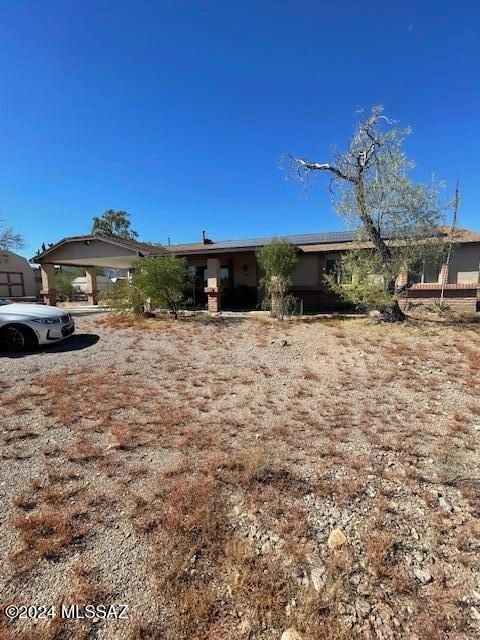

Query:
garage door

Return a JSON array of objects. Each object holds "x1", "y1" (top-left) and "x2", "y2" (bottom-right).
[{"x1": 0, "y1": 271, "x2": 25, "y2": 298}]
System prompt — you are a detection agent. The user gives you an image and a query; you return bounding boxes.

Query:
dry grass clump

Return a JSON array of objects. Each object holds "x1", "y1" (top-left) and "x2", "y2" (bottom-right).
[
  {"x1": 31, "y1": 367, "x2": 142, "y2": 430},
  {"x1": 148, "y1": 467, "x2": 347, "y2": 640},
  {"x1": 94, "y1": 313, "x2": 163, "y2": 331},
  {"x1": 11, "y1": 505, "x2": 89, "y2": 572},
  {"x1": 363, "y1": 530, "x2": 399, "y2": 578}
]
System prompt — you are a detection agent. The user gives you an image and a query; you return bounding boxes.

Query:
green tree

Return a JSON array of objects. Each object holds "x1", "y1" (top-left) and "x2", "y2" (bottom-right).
[
  {"x1": 132, "y1": 255, "x2": 188, "y2": 319},
  {"x1": 289, "y1": 106, "x2": 446, "y2": 322},
  {"x1": 0, "y1": 219, "x2": 24, "y2": 251},
  {"x1": 55, "y1": 268, "x2": 84, "y2": 302},
  {"x1": 92, "y1": 210, "x2": 138, "y2": 239},
  {"x1": 100, "y1": 279, "x2": 145, "y2": 316},
  {"x1": 257, "y1": 239, "x2": 298, "y2": 319}
]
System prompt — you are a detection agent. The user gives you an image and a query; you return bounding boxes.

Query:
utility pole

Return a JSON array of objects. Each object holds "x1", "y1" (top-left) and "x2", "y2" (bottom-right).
[{"x1": 440, "y1": 180, "x2": 459, "y2": 302}]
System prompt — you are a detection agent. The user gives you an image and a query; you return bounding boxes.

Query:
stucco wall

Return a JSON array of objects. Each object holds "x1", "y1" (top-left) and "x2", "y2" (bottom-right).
[
  {"x1": 0, "y1": 251, "x2": 38, "y2": 297},
  {"x1": 45, "y1": 239, "x2": 138, "y2": 262},
  {"x1": 291, "y1": 254, "x2": 320, "y2": 287},
  {"x1": 448, "y1": 243, "x2": 480, "y2": 284},
  {"x1": 232, "y1": 254, "x2": 257, "y2": 287}
]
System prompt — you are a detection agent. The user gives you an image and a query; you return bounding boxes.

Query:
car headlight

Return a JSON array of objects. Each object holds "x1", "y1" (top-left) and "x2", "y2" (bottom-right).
[{"x1": 32, "y1": 318, "x2": 62, "y2": 324}]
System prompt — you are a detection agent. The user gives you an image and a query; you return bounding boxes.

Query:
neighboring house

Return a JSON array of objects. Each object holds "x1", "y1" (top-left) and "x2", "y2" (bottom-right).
[
  {"x1": 31, "y1": 229, "x2": 480, "y2": 312},
  {"x1": 72, "y1": 274, "x2": 113, "y2": 297},
  {"x1": 0, "y1": 250, "x2": 40, "y2": 299}
]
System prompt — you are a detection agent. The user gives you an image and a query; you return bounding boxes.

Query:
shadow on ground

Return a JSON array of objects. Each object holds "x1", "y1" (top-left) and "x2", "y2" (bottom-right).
[{"x1": 0, "y1": 333, "x2": 100, "y2": 359}]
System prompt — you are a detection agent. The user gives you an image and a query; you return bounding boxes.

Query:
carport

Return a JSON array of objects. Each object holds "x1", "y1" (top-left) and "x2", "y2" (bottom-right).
[{"x1": 31, "y1": 234, "x2": 166, "y2": 306}]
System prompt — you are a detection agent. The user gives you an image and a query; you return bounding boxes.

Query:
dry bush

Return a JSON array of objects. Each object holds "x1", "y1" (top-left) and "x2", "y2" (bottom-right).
[
  {"x1": 67, "y1": 436, "x2": 104, "y2": 463},
  {"x1": 363, "y1": 530, "x2": 398, "y2": 578},
  {"x1": 151, "y1": 474, "x2": 229, "y2": 639},
  {"x1": 94, "y1": 313, "x2": 171, "y2": 331},
  {"x1": 108, "y1": 423, "x2": 138, "y2": 450},
  {"x1": 31, "y1": 368, "x2": 134, "y2": 429},
  {"x1": 11, "y1": 506, "x2": 89, "y2": 572},
  {"x1": 151, "y1": 469, "x2": 309, "y2": 639},
  {"x1": 303, "y1": 367, "x2": 320, "y2": 381},
  {"x1": 335, "y1": 475, "x2": 364, "y2": 505}
]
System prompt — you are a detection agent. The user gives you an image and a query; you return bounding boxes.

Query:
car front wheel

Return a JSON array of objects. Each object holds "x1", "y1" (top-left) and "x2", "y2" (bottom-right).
[{"x1": 0, "y1": 325, "x2": 37, "y2": 353}]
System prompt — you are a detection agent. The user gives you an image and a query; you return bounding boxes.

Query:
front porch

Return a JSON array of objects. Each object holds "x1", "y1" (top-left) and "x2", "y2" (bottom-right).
[{"x1": 31, "y1": 234, "x2": 158, "y2": 307}]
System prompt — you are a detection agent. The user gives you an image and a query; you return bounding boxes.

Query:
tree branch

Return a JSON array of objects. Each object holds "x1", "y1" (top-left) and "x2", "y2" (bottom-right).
[{"x1": 289, "y1": 155, "x2": 358, "y2": 184}]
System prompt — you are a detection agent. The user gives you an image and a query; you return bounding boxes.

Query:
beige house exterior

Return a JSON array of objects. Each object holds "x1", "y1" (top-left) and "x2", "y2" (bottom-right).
[{"x1": 31, "y1": 229, "x2": 480, "y2": 313}]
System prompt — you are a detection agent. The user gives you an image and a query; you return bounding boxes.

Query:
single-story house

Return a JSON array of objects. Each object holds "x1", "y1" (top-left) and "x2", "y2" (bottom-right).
[
  {"x1": 31, "y1": 228, "x2": 480, "y2": 312},
  {"x1": 0, "y1": 250, "x2": 41, "y2": 300}
]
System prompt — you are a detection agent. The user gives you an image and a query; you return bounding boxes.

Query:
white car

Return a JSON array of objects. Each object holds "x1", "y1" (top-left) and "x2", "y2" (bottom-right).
[{"x1": 0, "y1": 300, "x2": 75, "y2": 352}]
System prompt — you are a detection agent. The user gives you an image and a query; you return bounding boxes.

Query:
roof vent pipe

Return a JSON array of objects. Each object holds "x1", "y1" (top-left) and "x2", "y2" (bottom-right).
[{"x1": 202, "y1": 230, "x2": 213, "y2": 245}]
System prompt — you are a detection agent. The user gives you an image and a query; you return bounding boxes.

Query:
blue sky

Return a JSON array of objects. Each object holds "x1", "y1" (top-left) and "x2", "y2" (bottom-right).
[{"x1": 0, "y1": 0, "x2": 479, "y2": 258}]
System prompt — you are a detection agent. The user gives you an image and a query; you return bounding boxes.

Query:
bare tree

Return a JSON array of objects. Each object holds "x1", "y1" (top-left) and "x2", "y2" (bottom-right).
[
  {"x1": 0, "y1": 219, "x2": 24, "y2": 251},
  {"x1": 288, "y1": 106, "x2": 446, "y2": 321}
]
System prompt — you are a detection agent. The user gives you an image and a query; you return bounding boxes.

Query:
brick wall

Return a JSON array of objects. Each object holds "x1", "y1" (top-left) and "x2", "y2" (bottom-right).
[{"x1": 400, "y1": 284, "x2": 478, "y2": 312}]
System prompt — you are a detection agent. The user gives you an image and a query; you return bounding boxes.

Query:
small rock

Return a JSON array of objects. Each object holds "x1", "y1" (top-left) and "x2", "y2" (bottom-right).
[
  {"x1": 281, "y1": 629, "x2": 303, "y2": 640},
  {"x1": 310, "y1": 562, "x2": 326, "y2": 592},
  {"x1": 328, "y1": 527, "x2": 348, "y2": 550},
  {"x1": 438, "y1": 496, "x2": 453, "y2": 513},
  {"x1": 414, "y1": 568, "x2": 432, "y2": 584},
  {"x1": 365, "y1": 485, "x2": 376, "y2": 498},
  {"x1": 470, "y1": 607, "x2": 480, "y2": 621}
]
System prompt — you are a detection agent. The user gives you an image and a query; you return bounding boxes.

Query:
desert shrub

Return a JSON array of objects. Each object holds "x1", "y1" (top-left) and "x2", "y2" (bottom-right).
[
  {"x1": 132, "y1": 255, "x2": 188, "y2": 319},
  {"x1": 257, "y1": 239, "x2": 298, "y2": 320},
  {"x1": 99, "y1": 278, "x2": 145, "y2": 315},
  {"x1": 55, "y1": 268, "x2": 83, "y2": 302}
]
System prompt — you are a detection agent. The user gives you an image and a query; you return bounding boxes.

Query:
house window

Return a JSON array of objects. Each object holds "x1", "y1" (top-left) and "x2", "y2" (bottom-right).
[
  {"x1": 188, "y1": 266, "x2": 207, "y2": 285},
  {"x1": 220, "y1": 266, "x2": 230, "y2": 286},
  {"x1": 409, "y1": 259, "x2": 441, "y2": 284},
  {"x1": 325, "y1": 258, "x2": 350, "y2": 284}
]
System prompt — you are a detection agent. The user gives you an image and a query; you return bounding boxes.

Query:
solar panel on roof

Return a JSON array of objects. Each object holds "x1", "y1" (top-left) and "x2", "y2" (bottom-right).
[{"x1": 210, "y1": 230, "x2": 363, "y2": 249}]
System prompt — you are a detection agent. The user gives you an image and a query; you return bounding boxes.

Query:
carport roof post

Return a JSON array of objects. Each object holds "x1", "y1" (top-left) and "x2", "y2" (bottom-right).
[{"x1": 40, "y1": 263, "x2": 57, "y2": 306}]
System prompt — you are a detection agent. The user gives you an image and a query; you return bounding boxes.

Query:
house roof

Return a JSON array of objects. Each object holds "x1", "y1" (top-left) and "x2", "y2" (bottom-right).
[
  {"x1": 166, "y1": 227, "x2": 480, "y2": 255},
  {"x1": 165, "y1": 231, "x2": 363, "y2": 254},
  {"x1": 31, "y1": 227, "x2": 480, "y2": 263}
]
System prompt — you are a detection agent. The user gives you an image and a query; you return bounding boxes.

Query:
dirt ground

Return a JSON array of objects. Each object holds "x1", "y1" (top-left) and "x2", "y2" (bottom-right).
[{"x1": 0, "y1": 311, "x2": 479, "y2": 640}]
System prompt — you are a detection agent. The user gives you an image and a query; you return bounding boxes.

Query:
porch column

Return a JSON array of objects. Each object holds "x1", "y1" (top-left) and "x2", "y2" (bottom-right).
[
  {"x1": 438, "y1": 262, "x2": 449, "y2": 287},
  {"x1": 204, "y1": 257, "x2": 221, "y2": 313},
  {"x1": 40, "y1": 264, "x2": 57, "y2": 306},
  {"x1": 85, "y1": 266, "x2": 98, "y2": 305},
  {"x1": 396, "y1": 268, "x2": 409, "y2": 288}
]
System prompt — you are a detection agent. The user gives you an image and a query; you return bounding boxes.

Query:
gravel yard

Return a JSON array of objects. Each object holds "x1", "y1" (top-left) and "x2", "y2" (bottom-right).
[{"x1": 0, "y1": 311, "x2": 479, "y2": 639}]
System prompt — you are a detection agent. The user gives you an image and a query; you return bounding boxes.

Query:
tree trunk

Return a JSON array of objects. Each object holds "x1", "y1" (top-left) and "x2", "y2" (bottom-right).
[
  {"x1": 378, "y1": 300, "x2": 406, "y2": 322},
  {"x1": 355, "y1": 181, "x2": 406, "y2": 322},
  {"x1": 379, "y1": 278, "x2": 406, "y2": 322}
]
